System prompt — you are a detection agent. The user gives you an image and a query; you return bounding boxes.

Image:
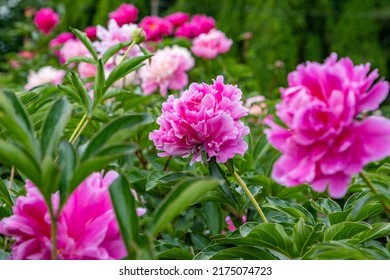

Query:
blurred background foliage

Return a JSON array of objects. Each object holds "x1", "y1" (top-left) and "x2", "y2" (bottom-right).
[{"x1": 0, "y1": 0, "x2": 389, "y2": 95}]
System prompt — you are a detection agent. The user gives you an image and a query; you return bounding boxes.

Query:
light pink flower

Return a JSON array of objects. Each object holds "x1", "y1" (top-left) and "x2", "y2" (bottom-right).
[
  {"x1": 139, "y1": 16, "x2": 173, "y2": 41},
  {"x1": 191, "y1": 29, "x2": 232, "y2": 59},
  {"x1": 25, "y1": 66, "x2": 65, "y2": 90},
  {"x1": 176, "y1": 14, "x2": 215, "y2": 39},
  {"x1": 265, "y1": 53, "x2": 390, "y2": 198},
  {"x1": 0, "y1": 171, "x2": 127, "y2": 260},
  {"x1": 59, "y1": 39, "x2": 89, "y2": 65},
  {"x1": 84, "y1": 26, "x2": 97, "y2": 40},
  {"x1": 49, "y1": 32, "x2": 75, "y2": 49},
  {"x1": 109, "y1": 3, "x2": 138, "y2": 26},
  {"x1": 149, "y1": 76, "x2": 250, "y2": 164},
  {"x1": 33, "y1": 8, "x2": 59, "y2": 34},
  {"x1": 93, "y1": 19, "x2": 141, "y2": 56},
  {"x1": 78, "y1": 62, "x2": 97, "y2": 79},
  {"x1": 139, "y1": 45, "x2": 194, "y2": 96},
  {"x1": 165, "y1": 12, "x2": 189, "y2": 27},
  {"x1": 246, "y1": 96, "x2": 267, "y2": 116}
]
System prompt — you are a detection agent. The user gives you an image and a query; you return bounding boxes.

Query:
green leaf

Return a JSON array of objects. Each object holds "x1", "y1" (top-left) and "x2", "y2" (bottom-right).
[
  {"x1": 93, "y1": 59, "x2": 105, "y2": 101},
  {"x1": 0, "y1": 90, "x2": 37, "y2": 156},
  {"x1": 0, "y1": 140, "x2": 41, "y2": 186},
  {"x1": 102, "y1": 40, "x2": 134, "y2": 64},
  {"x1": 149, "y1": 178, "x2": 219, "y2": 236},
  {"x1": 264, "y1": 197, "x2": 315, "y2": 225},
  {"x1": 109, "y1": 175, "x2": 139, "y2": 258},
  {"x1": 206, "y1": 245, "x2": 277, "y2": 260},
  {"x1": 310, "y1": 198, "x2": 342, "y2": 215},
  {"x1": 58, "y1": 85, "x2": 83, "y2": 105},
  {"x1": 145, "y1": 170, "x2": 165, "y2": 191},
  {"x1": 104, "y1": 54, "x2": 152, "y2": 91},
  {"x1": 81, "y1": 114, "x2": 152, "y2": 161},
  {"x1": 203, "y1": 202, "x2": 224, "y2": 235},
  {"x1": 65, "y1": 56, "x2": 96, "y2": 65},
  {"x1": 324, "y1": 222, "x2": 370, "y2": 241},
  {"x1": 0, "y1": 249, "x2": 10, "y2": 260},
  {"x1": 40, "y1": 97, "x2": 72, "y2": 158},
  {"x1": 157, "y1": 248, "x2": 194, "y2": 260},
  {"x1": 292, "y1": 218, "x2": 324, "y2": 256},
  {"x1": 352, "y1": 223, "x2": 390, "y2": 244},
  {"x1": 215, "y1": 223, "x2": 294, "y2": 258},
  {"x1": 0, "y1": 178, "x2": 13, "y2": 207},
  {"x1": 67, "y1": 72, "x2": 92, "y2": 114},
  {"x1": 58, "y1": 141, "x2": 78, "y2": 204},
  {"x1": 328, "y1": 210, "x2": 352, "y2": 225},
  {"x1": 70, "y1": 27, "x2": 98, "y2": 61}
]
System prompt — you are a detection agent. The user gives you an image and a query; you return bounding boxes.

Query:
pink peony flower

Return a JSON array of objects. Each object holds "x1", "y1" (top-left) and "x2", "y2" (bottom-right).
[
  {"x1": 84, "y1": 26, "x2": 97, "y2": 40},
  {"x1": 265, "y1": 53, "x2": 390, "y2": 198},
  {"x1": 49, "y1": 32, "x2": 75, "y2": 57},
  {"x1": 109, "y1": 3, "x2": 138, "y2": 26},
  {"x1": 0, "y1": 171, "x2": 127, "y2": 260},
  {"x1": 139, "y1": 45, "x2": 194, "y2": 96},
  {"x1": 78, "y1": 62, "x2": 97, "y2": 79},
  {"x1": 33, "y1": 8, "x2": 59, "y2": 34},
  {"x1": 191, "y1": 29, "x2": 232, "y2": 59},
  {"x1": 246, "y1": 96, "x2": 267, "y2": 116},
  {"x1": 139, "y1": 16, "x2": 173, "y2": 41},
  {"x1": 149, "y1": 76, "x2": 250, "y2": 164},
  {"x1": 59, "y1": 39, "x2": 89, "y2": 65},
  {"x1": 175, "y1": 14, "x2": 215, "y2": 39},
  {"x1": 165, "y1": 12, "x2": 190, "y2": 27},
  {"x1": 93, "y1": 19, "x2": 141, "y2": 56},
  {"x1": 25, "y1": 66, "x2": 65, "y2": 90}
]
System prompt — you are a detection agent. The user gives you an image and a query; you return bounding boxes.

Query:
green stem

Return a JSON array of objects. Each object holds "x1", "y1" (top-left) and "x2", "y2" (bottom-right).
[
  {"x1": 233, "y1": 171, "x2": 268, "y2": 223},
  {"x1": 49, "y1": 207, "x2": 57, "y2": 260},
  {"x1": 360, "y1": 172, "x2": 390, "y2": 215},
  {"x1": 9, "y1": 166, "x2": 15, "y2": 191},
  {"x1": 71, "y1": 116, "x2": 91, "y2": 144},
  {"x1": 69, "y1": 114, "x2": 86, "y2": 143},
  {"x1": 118, "y1": 40, "x2": 136, "y2": 65}
]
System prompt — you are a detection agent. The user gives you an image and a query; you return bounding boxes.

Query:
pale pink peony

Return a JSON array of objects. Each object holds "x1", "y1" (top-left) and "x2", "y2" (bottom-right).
[
  {"x1": 246, "y1": 96, "x2": 267, "y2": 116},
  {"x1": 84, "y1": 26, "x2": 97, "y2": 40},
  {"x1": 139, "y1": 45, "x2": 194, "y2": 96},
  {"x1": 149, "y1": 76, "x2": 250, "y2": 164},
  {"x1": 0, "y1": 171, "x2": 127, "y2": 260},
  {"x1": 139, "y1": 16, "x2": 173, "y2": 41},
  {"x1": 33, "y1": 7, "x2": 59, "y2": 34},
  {"x1": 176, "y1": 14, "x2": 215, "y2": 39},
  {"x1": 165, "y1": 12, "x2": 190, "y2": 27},
  {"x1": 93, "y1": 19, "x2": 141, "y2": 56},
  {"x1": 59, "y1": 39, "x2": 89, "y2": 65},
  {"x1": 109, "y1": 3, "x2": 138, "y2": 26},
  {"x1": 265, "y1": 53, "x2": 390, "y2": 198},
  {"x1": 191, "y1": 29, "x2": 232, "y2": 59},
  {"x1": 25, "y1": 66, "x2": 65, "y2": 90},
  {"x1": 78, "y1": 62, "x2": 97, "y2": 79}
]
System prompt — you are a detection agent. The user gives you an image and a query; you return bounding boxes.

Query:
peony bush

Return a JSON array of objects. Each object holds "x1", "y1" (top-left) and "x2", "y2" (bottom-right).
[{"x1": 0, "y1": 2, "x2": 389, "y2": 261}]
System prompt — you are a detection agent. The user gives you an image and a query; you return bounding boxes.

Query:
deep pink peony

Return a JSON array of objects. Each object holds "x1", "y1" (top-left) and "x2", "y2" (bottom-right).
[
  {"x1": 139, "y1": 16, "x2": 173, "y2": 41},
  {"x1": 84, "y1": 26, "x2": 97, "y2": 40},
  {"x1": 265, "y1": 53, "x2": 390, "y2": 198},
  {"x1": 139, "y1": 45, "x2": 194, "y2": 96},
  {"x1": 191, "y1": 29, "x2": 232, "y2": 59},
  {"x1": 175, "y1": 14, "x2": 215, "y2": 39},
  {"x1": 149, "y1": 76, "x2": 250, "y2": 164},
  {"x1": 33, "y1": 8, "x2": 59, "y2": 34},
  {"x1": 165, "y1": 12, "x2": 190, "y2": 27},
  {"x1": 49, "y1": 32, "x2": 74, "y2": 49},
  {"x1": 0, "y1": 171, "x2": 127, "y2": 260},
  {"x1": 109, "y1": 3, "x2": 138, "y2": 26}
]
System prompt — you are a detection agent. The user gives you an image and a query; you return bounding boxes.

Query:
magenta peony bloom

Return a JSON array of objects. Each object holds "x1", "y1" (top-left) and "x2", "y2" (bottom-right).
[
  {"x1": 149, "y1": 76, "x2": 250, "y2": 164},
  {"x1": 139, "y1": 16, "x2": 173, "y2": 41},
  {"x1": 176, "y1": 14, "x2": 215, "y2": 39},
  {"x1": 25, "y1": 66, "x2": 65, "y2": 90},
  {"x1": 165, "y1": 12, "x2": 190, "y2": 27},
  {"x1": 84, "y1": 26, "x2": 97, "y2": 40},
  {"x1": 191, "y1": 29, "x2": 232, "y2": 59},
  {"x1": 139, "y1": 45, "x2": 194, "y2": 96},
  {"x1": 33, "y1": 8, "x2": 59, "y2": 34},
  {"x1": 0, "y1": 171, "x2": 127, "y2": 260},
  {"x1": 265, "y1": 53, "x2": 390, "y2": 198},
  {"x1": 109, "y1": 3, "x2": 138, "y2": 26},
  {"x1": 49, "y1": 32, "x2": 75, "y2": 49}
]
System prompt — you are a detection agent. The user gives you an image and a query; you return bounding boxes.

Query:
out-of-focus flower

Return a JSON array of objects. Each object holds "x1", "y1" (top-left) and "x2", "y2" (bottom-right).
[
  {"x1": 59, "y1": 39, "x2": 89, "y2": 65},
  {"x1": 265, "y1": 53, "x2": 390, "y2": 198},
  {"x1": 49, "y1": 32, "x2": 75, "y2": 56},
  {"x1": 0, "y1": 171, "x2": 126, "y2": 260},
  {"x1": 225, "y1": 216, "x2": 236, "y2": 231},
  {"x1": 78, "y1": 62, "x2": 97, "y2": 79},
  {"x1": 191, "y1": 29, "x2": 232, "y2": 59},
  {"x1": 176, "y1": 14, "x2": 215, "y2": 39},
  {"x1": 246, "y1": 96, "x2": 267, "y2": 116},
  {"x1": 84, "y1": 26, "x2": 97, "y2": 41},
  {"x1": 149, "y1": 76, "x2": 250, "y2": 164},
  {"x1": 25, "y1": 66, "x2": 65, "y2": 90},
  {"x1": 93, "y1": 19, "x2": 141, "y2": 56},
  {"x1": 109, "y1": 3, "x2": 138, "y2": 26},
  {"x1": 18, "y1": 51, "x2": 35, "y2": 60},
  {"x1": 165, "y1": 12, "x2": 190, "y2": 27},
  {"x1": 139, "y1": 16, "x2": 173, "y2": 41},
  {"x1": 139, "y1": 45, "x2": 194, "y2": 96},
  {"x1": 9, "y1": 59, "x2": 20, "y2": 69},
  {"x1": 33, "y1": 8, "x2": 59, "y2": 34},
  {"x1": 24, "y1": 7, "x2": 36, "y2": 18}
]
